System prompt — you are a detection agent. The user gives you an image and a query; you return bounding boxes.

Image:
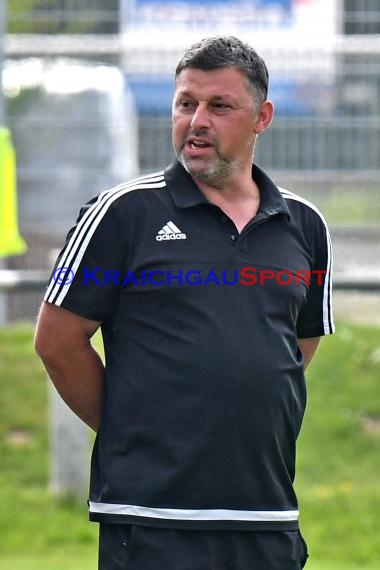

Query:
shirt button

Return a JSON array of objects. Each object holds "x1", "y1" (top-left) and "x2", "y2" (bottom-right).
[
  {"x1": 230, "y1": 234, "x2": 237, "y2": 241},
  {"x1": 221, "y1": 215, "x2": 228, "y2": 223}
]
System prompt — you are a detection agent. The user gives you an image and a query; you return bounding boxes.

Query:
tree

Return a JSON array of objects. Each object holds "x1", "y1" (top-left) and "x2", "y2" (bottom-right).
[{"x1": 7, "y1": 0, "x2": 119, "y2": 34}]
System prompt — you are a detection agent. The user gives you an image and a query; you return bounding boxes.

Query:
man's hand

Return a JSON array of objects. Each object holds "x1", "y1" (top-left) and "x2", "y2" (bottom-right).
[
  {"x1": 35, "y1": 302, "x2": 104, "y2": 431},
  {"x1": 297, "y1": 337, "x2": 321, "y2": 370}
]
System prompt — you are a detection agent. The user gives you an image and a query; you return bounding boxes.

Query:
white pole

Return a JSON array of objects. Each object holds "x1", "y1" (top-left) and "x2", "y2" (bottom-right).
[
  {"x1": 46, "y1": 249, "x2": 89, "y2": 497},
  {"x1": 49, "y1": 383, "x2": 89, "y2": 497}
]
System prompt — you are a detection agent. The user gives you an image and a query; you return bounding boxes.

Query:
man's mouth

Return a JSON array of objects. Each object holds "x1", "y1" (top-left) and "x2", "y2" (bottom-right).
[
  {"x1": 186, "y1": 137, "x2": 214, "y2": 153},
  {"x1": 189, "y1": 141, "x2": 211, "y2": 149}
]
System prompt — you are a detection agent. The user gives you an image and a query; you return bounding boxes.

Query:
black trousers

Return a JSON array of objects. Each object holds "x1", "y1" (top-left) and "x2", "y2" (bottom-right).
[{"x1": 98, "y1": 524, "x2": 309, "y2": 570}]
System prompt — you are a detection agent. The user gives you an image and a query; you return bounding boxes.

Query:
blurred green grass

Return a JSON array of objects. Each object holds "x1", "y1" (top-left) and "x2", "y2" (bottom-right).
[
  {"x1": 282, "y1": 184, "x2": 380, "y2": 226},
  {"x1": 0, "y1": 322, "x2": 379, "y2": 569}
]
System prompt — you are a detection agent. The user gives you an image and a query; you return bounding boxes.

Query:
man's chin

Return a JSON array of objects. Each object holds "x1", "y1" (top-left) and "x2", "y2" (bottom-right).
[{"x1": 179, "y1": 155, "x2": 216, "y2": 182}]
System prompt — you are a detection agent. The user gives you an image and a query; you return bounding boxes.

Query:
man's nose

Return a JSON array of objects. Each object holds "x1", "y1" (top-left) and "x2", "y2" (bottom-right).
[{"x1": 190, "y1": 103, "x2": 211, "y2": 129}]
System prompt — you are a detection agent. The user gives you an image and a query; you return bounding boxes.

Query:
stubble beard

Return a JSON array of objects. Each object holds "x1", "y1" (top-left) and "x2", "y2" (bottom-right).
[
  {"x1": 177, "y1": 136, "x2": 256, "y2": 190},
  {"x1": 178, "y1": 152, "x2": 233, "y2": 188}
]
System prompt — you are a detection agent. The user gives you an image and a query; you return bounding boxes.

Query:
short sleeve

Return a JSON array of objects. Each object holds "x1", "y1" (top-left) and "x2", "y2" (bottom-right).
[
  {"x1": 296, "y1": 213, "x2": 334, "y2": 338},
  {"x1": 44, "y1": 193, "x2": 127, "y2": 322}
]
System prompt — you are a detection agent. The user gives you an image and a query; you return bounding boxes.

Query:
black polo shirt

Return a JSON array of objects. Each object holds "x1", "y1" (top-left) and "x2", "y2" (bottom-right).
[{"x1": 45, "y1": 160, "x2": 334, "y2": 531}]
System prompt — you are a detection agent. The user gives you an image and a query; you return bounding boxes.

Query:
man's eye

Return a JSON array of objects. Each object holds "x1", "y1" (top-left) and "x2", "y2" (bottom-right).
[
  {"x1": 179, "y1": 100, "x2": 195, "y2": 110},
  {"x1": 213, "y1": 103, "x2": 230, "y2": 110}
]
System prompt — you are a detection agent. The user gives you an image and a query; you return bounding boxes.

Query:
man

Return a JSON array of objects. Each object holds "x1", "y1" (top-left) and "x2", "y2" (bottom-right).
[{"x1": 35, "y1": 36, "x2": 334, "y2": 569}]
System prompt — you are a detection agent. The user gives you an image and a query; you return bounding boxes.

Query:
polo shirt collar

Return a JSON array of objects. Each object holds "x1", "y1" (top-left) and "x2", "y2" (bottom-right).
[
  {"x1": 165, "y1": 160, "x2": 208, "y2": 208},
  {"x1": 165, "y1": 159, "x2": 291, "y2": 220}
]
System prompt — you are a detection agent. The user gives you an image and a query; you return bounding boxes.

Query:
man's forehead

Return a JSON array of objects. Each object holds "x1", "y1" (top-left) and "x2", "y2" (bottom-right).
[
  {"x1": 174, "y1": 67, "x2": 250, "y2": 96},
  {"x1": 176, "y1": 66, "x2": 245, "y2": 82}
]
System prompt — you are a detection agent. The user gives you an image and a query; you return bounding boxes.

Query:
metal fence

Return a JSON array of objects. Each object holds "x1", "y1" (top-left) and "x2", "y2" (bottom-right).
[
  {"x1": 137, "y1": 115, "x2": 380, "y2": 175},
  {"x1": 1, "y1": 1, "x2": 380, "y2": 322}
]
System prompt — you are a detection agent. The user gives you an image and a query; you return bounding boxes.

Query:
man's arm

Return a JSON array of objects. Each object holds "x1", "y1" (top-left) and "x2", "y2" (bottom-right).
[
  {"x1": 297, "y1": 337, "x2": 321, "y2": 370},
  {"x1": 35, "y1": 302, "x2": 104, "y2": 431}
]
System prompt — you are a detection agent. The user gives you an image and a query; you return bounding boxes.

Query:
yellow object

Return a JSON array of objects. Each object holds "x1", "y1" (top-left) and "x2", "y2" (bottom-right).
[{"x1": 0, "y1": 127, "x2": 27, "y2": 257}]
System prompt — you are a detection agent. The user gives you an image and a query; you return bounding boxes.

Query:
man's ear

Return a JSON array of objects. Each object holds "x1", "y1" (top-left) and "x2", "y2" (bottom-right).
[{"x1": 254, "y1": 100, "x2": 274, "y2": 134}]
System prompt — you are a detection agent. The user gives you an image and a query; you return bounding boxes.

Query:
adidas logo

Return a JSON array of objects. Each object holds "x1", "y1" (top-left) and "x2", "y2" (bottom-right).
[{"x1": 156, "y1": 221, "x2": 187, "y2": 241}]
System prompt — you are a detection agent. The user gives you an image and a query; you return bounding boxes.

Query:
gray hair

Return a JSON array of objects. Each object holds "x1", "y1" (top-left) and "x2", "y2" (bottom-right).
[{"x1": 175, "y1": 36, "x2": 269, "y2": 110}]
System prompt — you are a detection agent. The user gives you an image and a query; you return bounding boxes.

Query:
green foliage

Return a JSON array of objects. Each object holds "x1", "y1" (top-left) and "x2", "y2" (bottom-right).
[
  {"x1": 7, "y1": 0, "x2": 118, "y2": 34},
  {"x1": 0, "y1": 322, "x2": 379, "y2": 569},
  {"x1": 7, "y1": 1, "x2": 56, "y2": 34}
]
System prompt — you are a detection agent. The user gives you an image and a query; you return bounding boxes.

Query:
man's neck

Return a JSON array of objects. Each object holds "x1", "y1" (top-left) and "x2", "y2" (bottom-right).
[{"x1": 194, "y1": 175, "x2": 261, "y2": 234}]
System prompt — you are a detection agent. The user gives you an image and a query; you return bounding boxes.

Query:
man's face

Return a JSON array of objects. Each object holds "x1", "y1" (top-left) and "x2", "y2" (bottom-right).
[{"x1": 172, "y1": 67, "x2": 258, "y2": 187}]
